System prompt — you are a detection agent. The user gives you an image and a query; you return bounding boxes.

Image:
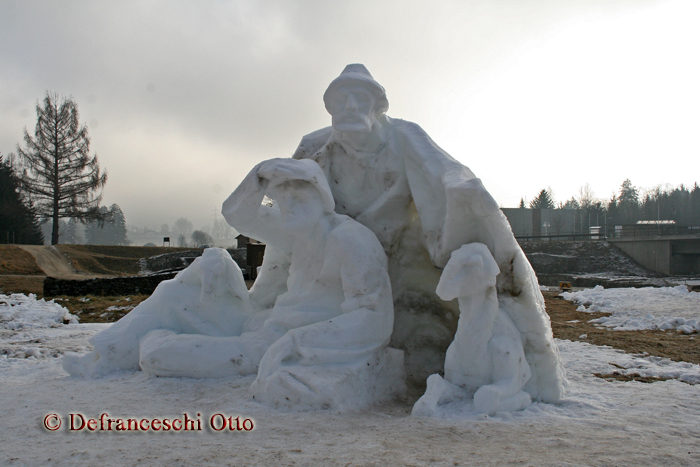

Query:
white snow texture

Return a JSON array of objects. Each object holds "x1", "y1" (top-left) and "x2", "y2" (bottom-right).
[{"x1": 562, "y1": 285, "x2": 700, "y2": 333}]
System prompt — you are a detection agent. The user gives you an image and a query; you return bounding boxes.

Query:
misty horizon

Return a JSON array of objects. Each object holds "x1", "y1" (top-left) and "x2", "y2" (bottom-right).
[{"x1": 2, "y1": 0, "x2": 698, "y2": 233}]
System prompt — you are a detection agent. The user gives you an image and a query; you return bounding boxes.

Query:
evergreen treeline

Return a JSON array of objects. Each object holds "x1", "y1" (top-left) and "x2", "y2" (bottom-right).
[
  {"x1": 524, "y1": 180, "x2": 700, "y2": 232},
  {"x1": 0, "y1": 156, "x2": 44, "y2": 244},
  {"x1": 37, "y1": 204, "x2": 130, "y2": 245},
  {"x1": 84, "y1": 204, "x2": 130, "y2": 245}
]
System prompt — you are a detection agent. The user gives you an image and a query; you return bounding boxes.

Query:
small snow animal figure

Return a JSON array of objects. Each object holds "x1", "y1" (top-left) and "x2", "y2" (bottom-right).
[{"x1": 412, "y1": 243, "x2": 532, "y2": 416}]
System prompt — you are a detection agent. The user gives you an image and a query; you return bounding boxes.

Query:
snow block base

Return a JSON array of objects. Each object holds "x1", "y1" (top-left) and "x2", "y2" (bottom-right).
[{"x1": 250, "y1": 347, "x2": 405, "y2": 412}]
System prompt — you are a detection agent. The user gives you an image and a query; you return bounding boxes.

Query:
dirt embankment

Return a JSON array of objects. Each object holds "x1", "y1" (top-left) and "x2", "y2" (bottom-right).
[
  {"x1": 520, "y1": 240, "x2": 672, "y2": 287},
  {"x1": 15, "y1": 245, "x2": 93, "y2": 279},
  {"x1": 0, "y1": 244, "x2": 195, "y2": 295},
  {"x1": 0, "y1": 245, "x2": 45, "y2": 275}
]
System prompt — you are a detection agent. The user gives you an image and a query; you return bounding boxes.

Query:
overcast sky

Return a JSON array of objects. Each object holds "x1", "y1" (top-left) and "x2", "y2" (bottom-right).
[{"x1": 1, "y1": 0, "x2": 698, "y2": 231}]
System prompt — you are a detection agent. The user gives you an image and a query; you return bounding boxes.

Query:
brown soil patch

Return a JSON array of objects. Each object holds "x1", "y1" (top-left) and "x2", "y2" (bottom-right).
[
  {"x1": 543, "y1": 291, "x2": 700, "y2": 365},
  {"x1": 0, "y1": 245, "x2": 44, "y2": 275},
  {"x1": 593, "y1": 372, "x2": 673, "y2": 383}
]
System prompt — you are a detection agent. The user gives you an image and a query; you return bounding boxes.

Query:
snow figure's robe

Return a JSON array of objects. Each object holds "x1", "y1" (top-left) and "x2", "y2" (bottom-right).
[{"x1": 246, "y1": 117, "x2": 563, "y2": 403}]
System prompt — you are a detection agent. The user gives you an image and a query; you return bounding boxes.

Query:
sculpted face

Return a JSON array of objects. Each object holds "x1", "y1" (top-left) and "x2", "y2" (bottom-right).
[
  {"x1": 268, "y1": 180, "x2": 325, "y2": 237},
  {"x1": 328, "y1": 84, "x2": 378, "y2": 133}
]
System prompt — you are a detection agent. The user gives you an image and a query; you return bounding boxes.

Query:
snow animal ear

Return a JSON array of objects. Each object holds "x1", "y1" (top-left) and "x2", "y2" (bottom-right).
[{"x1": 436, "y1": 243, "x2": 499, "y2": 300}]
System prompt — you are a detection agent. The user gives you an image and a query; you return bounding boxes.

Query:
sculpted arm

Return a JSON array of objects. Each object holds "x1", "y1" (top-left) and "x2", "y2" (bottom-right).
[{"x1": 221, "y1": 162, "x2": 293, "y2": 252}]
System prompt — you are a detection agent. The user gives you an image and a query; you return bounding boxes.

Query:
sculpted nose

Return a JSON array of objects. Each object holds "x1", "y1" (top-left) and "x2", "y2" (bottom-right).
[{"x1": 346, "y1": 94, "x2": 359, "y2": 111}]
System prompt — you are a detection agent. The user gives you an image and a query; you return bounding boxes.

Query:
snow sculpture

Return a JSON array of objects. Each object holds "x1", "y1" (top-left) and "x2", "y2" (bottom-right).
[
  {"x1": 247, "y1": 64, "x2": 564, "y2": 404},
  {"x1": 65, "y1": 158, "x2": 402, "y2": 411},
  {"x1": 412, "y1": 243, "x2": 532, "y2": 416},
  {"x1": 63, "y1": 247, "x2": 253, "y2": 377}
]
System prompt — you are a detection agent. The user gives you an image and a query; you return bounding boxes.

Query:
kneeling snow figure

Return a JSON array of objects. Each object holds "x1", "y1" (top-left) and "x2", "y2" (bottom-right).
[{"x1": 412, "y1": 243, "x2": 532, "y2": 416}]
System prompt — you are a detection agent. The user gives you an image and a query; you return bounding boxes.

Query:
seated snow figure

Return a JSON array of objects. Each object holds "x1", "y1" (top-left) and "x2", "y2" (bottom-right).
[
  {"x1": 246, "y1": 63, "x2": 563, "y2": 403},
  {"x1": 412, "y1": 243, "x2": 532, "y2": 416},
  {"x1": 63, "y1": 247, "x2": 253, "y2": 378},
  {"x1": 221, "y1": 158, "x2": 403, "y2": 411}
]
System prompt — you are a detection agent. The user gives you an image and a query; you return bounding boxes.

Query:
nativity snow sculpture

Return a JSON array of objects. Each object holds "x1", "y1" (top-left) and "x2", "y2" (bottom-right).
[
  {"x1": 64, "y1": 158, "x2": 402, "y2": 411},
  {"x1": 64, "y1": 63, "x2": 564, "y2": 415},
  {"x1": 245, "y1": 64, "x2": 564, "y2": 410},
  {"x1": 412, "y1": 243, "x2": 532, "y2": 416}
]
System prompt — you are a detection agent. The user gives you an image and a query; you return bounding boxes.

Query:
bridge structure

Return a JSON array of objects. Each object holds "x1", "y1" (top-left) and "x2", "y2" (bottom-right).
[
  {"x1": 515, "y1": 223, "x2": 700, "y2": 276},
  {"x1": 607, "y1": 233, "x2": 700, "y2": 276}
]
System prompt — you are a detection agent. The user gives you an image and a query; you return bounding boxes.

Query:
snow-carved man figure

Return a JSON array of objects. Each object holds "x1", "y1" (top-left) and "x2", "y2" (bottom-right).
[
  {"x1": 412, "y1": 243, "x2": 532, "y2": 416},
  {"x1": 247, "y1": 63, "x2": 563, "y2": 404}
]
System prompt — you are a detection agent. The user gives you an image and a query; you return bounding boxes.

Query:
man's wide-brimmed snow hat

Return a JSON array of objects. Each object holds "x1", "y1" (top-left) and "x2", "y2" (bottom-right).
[
  {"x1": 323, "y1": 64, "x2": 389, "y2": 115},
  {"x1": 258, "y1": 158, "x2": 336, "y2": 213}
]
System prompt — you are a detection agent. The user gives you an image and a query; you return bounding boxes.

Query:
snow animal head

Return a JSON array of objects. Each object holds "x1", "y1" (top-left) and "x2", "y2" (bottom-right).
[
  {"x1": 436, "y1": 243, "x2": 500, "y2": 301},
  {"x1": 324, "y1": 64, "x2": 389, "y2": 133},
  {"x1": 178, "y1": 248, "x2": 249, "y2": 304}
]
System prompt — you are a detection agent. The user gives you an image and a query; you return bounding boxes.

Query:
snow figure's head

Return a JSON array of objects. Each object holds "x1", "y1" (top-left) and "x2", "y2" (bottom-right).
[
  {"x1": 180, "y1": 247, "x2": 249, "y2": 304},
  {"x1": 258, "y1": 158, "x2": 335, "y2": 236},
  {"x1": 436, "y1": 243, "x2": 500, "y2": 301},
  {"x1": 324, "y1": 64, "x2": 388, "y2": 133}
]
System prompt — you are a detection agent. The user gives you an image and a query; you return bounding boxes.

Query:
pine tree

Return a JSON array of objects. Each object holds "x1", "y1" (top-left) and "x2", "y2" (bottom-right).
[
  {"x1": 15, "y1": 92, "x2": 107, "y2": 244},
  {"x1": 529, "y1": 189, "x2": 555, "y2": 209},
  {"x1": 617, "y1": 179, "x2": 639, "y2": 224},
  {"x1": 0, "y1": 155, "x2": 44, "y2": 244},
  {"x1": 109, "y1": 204, "x2": 130, "y2": 245},
  {"x1": 63, "y1": 218, "x2": 78, "y2": 244},
  {"x1": 84, "y1": 204, "x2": 130, "y2": 245}
]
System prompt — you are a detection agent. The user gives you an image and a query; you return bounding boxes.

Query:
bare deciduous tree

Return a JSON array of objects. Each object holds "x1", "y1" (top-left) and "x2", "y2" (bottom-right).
[{"x1": 15, "y1": 92, "x2": 107, "y2": 244}]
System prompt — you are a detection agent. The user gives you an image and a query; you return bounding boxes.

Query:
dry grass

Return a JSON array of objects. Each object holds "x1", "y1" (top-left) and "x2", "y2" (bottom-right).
[
  {"x1": 0, "y1": 275, "x2": 45, "y2": 295},
  {"x1": 52, "y1": 294, "x2": 151, "y2": 323},
  {"x1": 0, "y1": 245, "x2": 44, "y2": 275},
  {"x1": 55, "y1": 245, "x2": 194, "y2": 276}
]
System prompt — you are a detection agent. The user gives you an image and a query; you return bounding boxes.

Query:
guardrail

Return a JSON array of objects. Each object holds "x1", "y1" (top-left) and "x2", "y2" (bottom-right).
[
  {"x1": 515, "y1": 233, "x2": 603, "y2": 242},
  {"x1": 610, "y1": 225, "x2": 700, "y2": 238}
]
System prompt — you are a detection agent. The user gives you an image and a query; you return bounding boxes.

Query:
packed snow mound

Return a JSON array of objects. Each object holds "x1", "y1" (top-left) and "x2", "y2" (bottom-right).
[
  {"x1": 1, "y1": 293, "x2": 82, "y2": 360},
  {"x1": 0, "y1": 293, "x2": 78, "y2": 330},
  {"x1": 562, "y1": 285, "x2": 700, "y2": 333}
]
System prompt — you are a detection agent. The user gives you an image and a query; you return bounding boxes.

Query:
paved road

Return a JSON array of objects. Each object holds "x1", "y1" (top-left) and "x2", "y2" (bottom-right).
[{"x1": 15, "y1": 245, "x2": 104, "y2": 279}]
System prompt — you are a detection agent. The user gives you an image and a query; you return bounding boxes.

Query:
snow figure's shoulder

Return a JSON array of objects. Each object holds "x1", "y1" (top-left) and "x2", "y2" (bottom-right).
[
  {"x1": 386, "y1": 116, "x2": 428, "y2": 136},
  {"x1": 292, "y1": 126, "x2": 333, "y2": 159},
  {"x1": 329, "y1": 215, "x2": 388, "y2": 266},
  {"x1": 386, "y1": 116, "x2": 469, "y2": 174}
]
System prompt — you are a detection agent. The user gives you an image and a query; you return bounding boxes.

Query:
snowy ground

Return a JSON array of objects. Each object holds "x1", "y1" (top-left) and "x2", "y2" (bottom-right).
[
  {"x1": 562, "y1": 285, "x2": 700, "y2": 334},
  {"x1": 2, "y1": 293, "x2": 700, "y2": 466}
]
